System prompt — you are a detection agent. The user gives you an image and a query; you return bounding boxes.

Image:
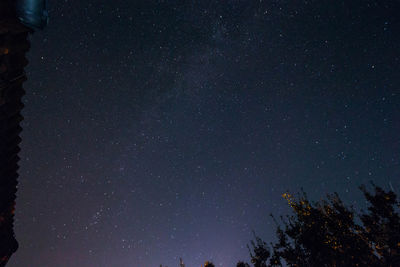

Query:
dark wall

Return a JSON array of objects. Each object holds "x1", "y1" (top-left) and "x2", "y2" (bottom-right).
[{"x1": 0, "y1": 0, "x2": 30, "y2": 265}]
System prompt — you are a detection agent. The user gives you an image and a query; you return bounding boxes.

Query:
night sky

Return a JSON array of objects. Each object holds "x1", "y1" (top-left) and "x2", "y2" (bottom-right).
[{"x1": 8, "y1": 1, "x2": 400, "y2": 266}]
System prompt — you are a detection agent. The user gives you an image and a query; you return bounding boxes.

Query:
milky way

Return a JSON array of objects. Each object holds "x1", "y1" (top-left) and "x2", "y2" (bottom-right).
[{"x1": 9, "y1": 1, "x2": 400, "y2": 266}]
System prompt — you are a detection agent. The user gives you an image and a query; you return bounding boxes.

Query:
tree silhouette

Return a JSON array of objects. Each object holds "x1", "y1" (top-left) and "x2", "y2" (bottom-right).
[
  {"x1": 236, "y1": 261, "x2": 251, "y2": 267},
  {"x1": 203, "y1": 261, "x2": 215, "y2": 267},
  {"x1": 358, "y1": 185, "x2": 400, "y2": 266},
  {"x1": 247, "y1": 232, "x2": 270, "y2": 267},
  {"x1": 242, "y1": 184, "x2": 400, "y2": 267}
]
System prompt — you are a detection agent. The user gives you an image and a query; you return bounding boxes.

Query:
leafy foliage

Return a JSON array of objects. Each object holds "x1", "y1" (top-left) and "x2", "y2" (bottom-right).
[
  {"x1": 240, "y1": 184, "x2": 400, "y2": 267},
  {"x1": 248, "y1": 232, "x2": 270, "y2": 267}
]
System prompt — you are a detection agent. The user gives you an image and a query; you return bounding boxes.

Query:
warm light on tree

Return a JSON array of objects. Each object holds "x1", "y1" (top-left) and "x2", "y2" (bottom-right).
[{"x1": 239, "y1": 184, "x2": 400, "y2": 267}]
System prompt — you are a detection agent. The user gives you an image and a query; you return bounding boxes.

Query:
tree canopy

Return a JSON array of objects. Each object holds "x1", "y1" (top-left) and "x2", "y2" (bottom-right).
[{"x1": 242, "y1": 184, "x2": 400, "y2": 267}]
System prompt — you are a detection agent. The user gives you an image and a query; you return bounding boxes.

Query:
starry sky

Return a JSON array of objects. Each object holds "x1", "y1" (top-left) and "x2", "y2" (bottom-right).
[{"x1": 8, "y1": 1, "x2": 400, "y2": 266}]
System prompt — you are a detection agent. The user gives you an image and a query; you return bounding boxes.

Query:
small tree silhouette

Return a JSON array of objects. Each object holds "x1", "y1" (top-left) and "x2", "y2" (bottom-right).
[{"x1": 203, "y1": 261, "x2": 215, "y2": 267}]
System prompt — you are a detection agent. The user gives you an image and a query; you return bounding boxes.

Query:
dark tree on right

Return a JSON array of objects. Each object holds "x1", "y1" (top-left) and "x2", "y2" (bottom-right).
[{"x1": 241, "y1": 184, "x2": 400, "y2": 267}]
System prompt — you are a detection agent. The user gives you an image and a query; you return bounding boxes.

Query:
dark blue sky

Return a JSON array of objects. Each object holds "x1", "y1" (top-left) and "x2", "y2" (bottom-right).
[{"x1": 9, "y1": 1, "x2": 400, "y2": 266}]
